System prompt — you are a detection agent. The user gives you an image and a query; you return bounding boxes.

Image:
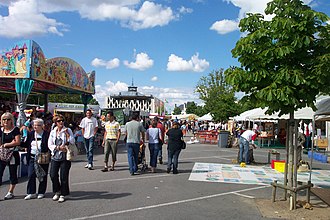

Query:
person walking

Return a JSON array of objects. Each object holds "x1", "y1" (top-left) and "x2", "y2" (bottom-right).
[
  {"x1": 124, "y1": 113, "x2": 145, "y2": 175},
  {"x1": 153, "y1": 117, "x2": 165, "y2": 164},
  {"x1": 146, "y1": 119, "x2": 162, "y2": 173},
  {"x1": 79, "y1": 109, "x2": 98, "y2": 170},
  {"x1": 166, "y1": 121, "x2": 183, "y2": 174},
  {"x1": 48, "y1": 114, "x2": 75, "y2": 203},
  {"x1": 23, "y1": 118, "x2": 50, "y2": 200},
  {"x1": 101, "y1": 111, "x2": 121, "y2": 172},
  {"x1": 0, "y1": 112, "x2": 21, "y2": 200}
]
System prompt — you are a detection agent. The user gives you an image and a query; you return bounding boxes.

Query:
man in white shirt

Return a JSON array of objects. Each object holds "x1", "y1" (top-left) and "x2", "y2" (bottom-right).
[
  {"x1": 79, "y1": 109, "x2": 98, "y2": 170},
  {"x1": 239, "y1": 128, "x2": 256, "y2": 164}
]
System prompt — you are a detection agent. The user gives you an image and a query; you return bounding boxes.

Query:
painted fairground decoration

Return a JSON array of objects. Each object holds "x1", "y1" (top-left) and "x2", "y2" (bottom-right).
[
  {"x1": 43, "y1": 57, "x2": 95, "y2": 94},
  {"x1": 0, "y1": 40, "x2": 95, "y2": 94},
  {"x1": 0, "y1": 40, "x2": 30, "y2": 78}
]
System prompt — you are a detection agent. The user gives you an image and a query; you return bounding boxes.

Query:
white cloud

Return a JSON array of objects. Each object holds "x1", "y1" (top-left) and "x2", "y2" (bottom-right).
[
  {"x1": 91, "y1": 58, "x2": 120, "y2": 69},
  {"x1": 123, "y1": 52, "x2": 154, "y2": 71},
  {"x1": 178, "y1": 6, "x2": 193, "y2": 14},
  {"x1": 0, "y1": 0, "x2": 65, "y2": 38},
  {"x1": 167, "y1": 53, "x2": 209, "y2": 72},
  {"x1": 210, "y1": 19, "x2": 238, "y2": 34},
  {"x1": 94, "y1": 80, "x2": 202, "y2": 111},
  {"x1": 151, "y1": 76, "x2": 158, "y2": 81},
  {"x1": 0, "y1": 0, "x2": 181, "y2": 38}
]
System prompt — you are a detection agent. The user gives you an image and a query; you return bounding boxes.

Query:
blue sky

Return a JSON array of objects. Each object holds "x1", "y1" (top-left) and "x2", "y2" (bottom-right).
[{"x1": 0, "y1": 0, "x2": 329, "y2": 112}]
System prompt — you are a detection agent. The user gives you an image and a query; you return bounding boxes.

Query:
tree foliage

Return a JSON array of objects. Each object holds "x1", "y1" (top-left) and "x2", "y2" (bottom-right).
[
  {"x1": 195, "y1": 69, "x2": 240, "y2": 122},
  {"x1": 185, "y1": 101, "x2": 207, "y2": 116},
  {"x1": 48, "y1": 94, "x2": 99, "y2": 105},
  {"x1": 224, "y1": 0, "x2": 330, "y2": 115},
  {"x1": 173, "y1": 106, "x2": 182, "y2": 115}
]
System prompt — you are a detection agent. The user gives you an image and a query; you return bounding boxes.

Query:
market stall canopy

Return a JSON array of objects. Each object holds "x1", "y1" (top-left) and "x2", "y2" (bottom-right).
[
  {"x1": 198, "y1": 113, "x2": 213, "y2": 121},
  {"x1": 315, "y1": 97, "x2": 330, "y2": 121},
  {"x1": 171, "y1": 114, "x2": 199, "y2": 120},
  {"x1": 0, "y1": 40, "x2": 95, "y2": 95},
  {"x1": 233, "y1": 107, "x2": 315, "y2": 121}
]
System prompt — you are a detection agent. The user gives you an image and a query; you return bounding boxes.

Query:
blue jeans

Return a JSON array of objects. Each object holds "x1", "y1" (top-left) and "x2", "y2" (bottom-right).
[
  {"x1": 167, "y1": 149, "x2": 181, "y2": 172},
  {"x1": 157, "y1": 142, "x2": 163, "y2": 161},
  {"x1": 149, "y1": 143, "x2": 160, "y2": 168},
  {"x1": 27, "y1": 158, "x2": 49, "y2": 194},
  {"x1": 239, "y1": 137, "x2": 249, "y2": 163},
  {"x1": 126, "y1": 143, "x2": 140, "y2": 174},
  {"x1": 84, "y1": 137, "x2": 95, "y2": 166}
]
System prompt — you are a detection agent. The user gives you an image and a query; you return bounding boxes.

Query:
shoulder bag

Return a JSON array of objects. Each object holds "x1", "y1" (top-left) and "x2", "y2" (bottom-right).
[
  {"x1": 65, "y1": 131, "x2": 78, "y2": 161},
  {"x1": 181, "y1": 139, "x2": 186, "y2": 149},
  {"x1": 35, "y1": 132, "x2": 50, "y2": 164},
  {"x1": 0, "y1": 128, "x2": 14, "y2": 162}
]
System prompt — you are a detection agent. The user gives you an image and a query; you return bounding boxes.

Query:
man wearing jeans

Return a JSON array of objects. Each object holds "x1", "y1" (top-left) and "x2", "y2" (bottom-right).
[
  {"x1": 239, "y1": 128, "x2": 256, "y2": 164},
  {"x1": 79, "y1": 109, "x2": 98, "y2": 170},
  {"x1": 124, "y1": 113, "x2": 145, "y2": 175}
]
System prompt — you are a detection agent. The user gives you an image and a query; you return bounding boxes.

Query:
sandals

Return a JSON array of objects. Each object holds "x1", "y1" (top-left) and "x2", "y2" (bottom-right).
[
  {"x1": 109, "y1": 166, "x2": 115, "y2": 171},
  {"x1": 101, "y1": 167, "x2": 108, "y2": 172}
]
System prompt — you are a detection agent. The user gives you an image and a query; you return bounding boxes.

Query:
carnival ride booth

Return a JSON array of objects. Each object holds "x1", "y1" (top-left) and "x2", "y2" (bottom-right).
[{"x1": 0, "y1": 40, "x2": 95, "y2": 127}]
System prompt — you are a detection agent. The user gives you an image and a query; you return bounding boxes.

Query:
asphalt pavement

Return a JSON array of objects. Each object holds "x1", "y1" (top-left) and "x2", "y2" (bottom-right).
[{"x1": 0, "y1": 135, "x2": 329, "y2": 220}]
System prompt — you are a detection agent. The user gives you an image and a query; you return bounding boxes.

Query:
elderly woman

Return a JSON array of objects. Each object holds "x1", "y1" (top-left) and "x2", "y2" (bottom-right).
[
  {"x1": 48, "y1": 114, "x2": 75, "y2": 203},
  {"x1": 0, "y1": 112, "x2": 21, "y2": 200},
  {"x1": 166, "y1": 121, "x2": 183, "y2": 174},
  {"x1": 23, "y1": 118, "x2": 50, "y2": 200}
]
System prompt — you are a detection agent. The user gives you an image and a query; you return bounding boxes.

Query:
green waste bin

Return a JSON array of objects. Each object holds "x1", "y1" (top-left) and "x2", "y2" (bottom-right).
[{"x1": 218, "y1": 131, "x2": 230, "y2": 148}]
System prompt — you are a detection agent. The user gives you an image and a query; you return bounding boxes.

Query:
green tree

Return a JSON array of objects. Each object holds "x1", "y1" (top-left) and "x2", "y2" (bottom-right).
[
  {"x1": 224, "y1": 0, "x2": 330, "y2": 206},
  {"x1": 173, "y1": 106, "x2": 182, "y2": 115},
  {"x1": 186, "y1": 102, "x2": 197, "y2": 114},
  {"x1": 195, "y1": 69, "x2": 240, "y2": 122},
  {"x1": 48, "y1": 94, "x2": 99, "y2": 105}
]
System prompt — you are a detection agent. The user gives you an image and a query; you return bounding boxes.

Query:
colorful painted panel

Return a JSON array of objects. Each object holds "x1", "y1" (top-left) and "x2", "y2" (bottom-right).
[
  {"x1": 40, "y1": 57, "x2": 95, "y2": 94},
  {"x1": 0, "y1": 40, "x2": 31, "y2": 78},
  {"x1": 189, "y1": 162, "x2": 330, "y2": 187},
  {"x1": 30, "y1": 41, "x2": 47, "y2": 81}
]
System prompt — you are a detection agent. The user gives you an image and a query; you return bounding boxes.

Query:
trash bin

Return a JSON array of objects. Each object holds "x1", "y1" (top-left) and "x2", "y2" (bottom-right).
[{"x1": 218, "y1": 131, "x2": 230, "y2": 148}]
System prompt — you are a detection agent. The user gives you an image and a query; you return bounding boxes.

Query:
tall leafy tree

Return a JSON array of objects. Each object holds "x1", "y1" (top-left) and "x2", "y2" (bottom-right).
[
  {"x1": 173, "y1": 106, "x2": 182, "y2": 115},
  {"x1": 224, "y1": 0, "x2": 330, "y2": 206},
  {"x1": 196, "y1": 69, "x2": 240, "y2": 122}
]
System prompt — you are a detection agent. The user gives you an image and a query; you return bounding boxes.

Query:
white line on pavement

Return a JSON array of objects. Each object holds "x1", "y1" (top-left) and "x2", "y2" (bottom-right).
[
  {"x1": 232, "y1": 192, "x2": 255, "y2": 199},
  {"x1": 69, "y1": 185, "x2": 269, "y2": 220}
]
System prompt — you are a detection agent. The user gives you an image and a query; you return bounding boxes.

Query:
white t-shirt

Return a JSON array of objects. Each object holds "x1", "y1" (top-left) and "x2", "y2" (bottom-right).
[
  {"x1": 79, "y1": 117, "x2": 98, "y2": 139},
  {"x1": 241, "y1": 130, "x2": 256, "y2": 142},
  {"x1": 147, "y1": 127, "x2": 161, "y2": 144}
]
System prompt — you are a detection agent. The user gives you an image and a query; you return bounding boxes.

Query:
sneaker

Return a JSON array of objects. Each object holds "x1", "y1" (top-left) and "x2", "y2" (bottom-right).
[
  {"x1": 166, "y1": 168, "x2": 171, "y2": 174},
  {"x1": 24, "y1": 194, "x2": 37, "y2": 200},
  {"x1": 58, "y1": 195, "x2": 65, "y2": 203},
  {"x1": 52, "y1": 194, "x2": 60, "y2": 201},
  {"x1": 37, "y1": 194, "x2": 44, "y2": 199},
  {"x1": 4, "y1": 192, "x2": 14, "y2": 200},
  {"x1": 88, "y1": 164, "x2": 94, "y2": 170},
  {"x1": 84, "y1": 164, "x2": 89, "y2": 168},
  {"x1": 101, "y1": 167, "x2": 108, "y2": 172},
  {"x1": 159, "y1": 159, "x2": 163, "y2": 164}
]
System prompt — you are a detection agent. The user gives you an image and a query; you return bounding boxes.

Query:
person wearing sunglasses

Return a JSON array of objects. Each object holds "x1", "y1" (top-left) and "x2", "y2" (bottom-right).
[
  {"x1": 0, "y1": 112, "x2": 21, "y2": 200},
  {"x1": 48, "y1": 114, "x2": 74, "y2": 203}
]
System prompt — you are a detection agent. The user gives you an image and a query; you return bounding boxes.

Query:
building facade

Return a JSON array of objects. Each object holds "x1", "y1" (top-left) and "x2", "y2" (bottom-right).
[{"x1": 105, "y1": 83, "x2": 164, "y2": 116}]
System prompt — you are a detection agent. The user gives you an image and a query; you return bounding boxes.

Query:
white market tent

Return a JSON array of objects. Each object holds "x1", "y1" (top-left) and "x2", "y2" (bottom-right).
[
  {"x1": 198, "y1": 113, "x2": 213, "y2": 121},
  {"x1": 233, "y1": 107, "x2": 315, "y2": 121}
]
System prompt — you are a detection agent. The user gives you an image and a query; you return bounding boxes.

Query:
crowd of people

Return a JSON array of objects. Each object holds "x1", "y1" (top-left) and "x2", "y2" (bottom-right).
[{"x1": 0, "y1": 109, "x2": 189, "y2": 203}]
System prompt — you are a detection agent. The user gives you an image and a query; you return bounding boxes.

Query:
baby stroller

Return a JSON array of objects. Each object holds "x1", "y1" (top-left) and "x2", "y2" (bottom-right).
[{"x1": 138, "y1": 142, "x2": 148, "y2": 172}]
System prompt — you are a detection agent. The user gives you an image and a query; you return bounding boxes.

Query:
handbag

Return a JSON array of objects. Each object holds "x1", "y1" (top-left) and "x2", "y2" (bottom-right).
[
  {"x1": 0, "y1": 129, "x2": 14, "y2": 162},
  {"x1": 66, "y1": 143, "x2": 78, "y2": 161},
  {"x1": 35, "y1": 132, "x2": 50, "y2": 164},
  {"x1": 181, "y1": 140, "x2": 186, "y2": 149}
]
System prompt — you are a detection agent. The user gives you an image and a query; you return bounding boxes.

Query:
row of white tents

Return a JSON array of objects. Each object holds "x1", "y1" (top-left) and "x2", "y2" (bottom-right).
[{"x1": 232, "y1": 96, "x2": 330, "y2": 121}]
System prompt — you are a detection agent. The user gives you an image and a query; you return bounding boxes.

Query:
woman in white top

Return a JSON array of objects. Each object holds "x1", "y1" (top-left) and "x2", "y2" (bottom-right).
[
  {"x1": 146, "y1": 119, "x2": 162, "y2": 173},
  {"x1": 48, "y1": 114, "x2": 74, "y2": 203}
]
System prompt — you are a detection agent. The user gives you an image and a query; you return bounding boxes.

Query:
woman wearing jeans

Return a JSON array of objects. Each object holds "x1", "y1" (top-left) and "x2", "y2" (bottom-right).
[
  {"x1": 24, "y1": 118, "x2": 50, "y2": 200},
  {"x1": 166, "y1": 121, "x2": 183, "y2": 174},
  {"x1": 146, "y1": 119, "x2": 162, "y2": 173},
  {"x1": 48, "y1": 114, "x2": 75, "y2": 203}
]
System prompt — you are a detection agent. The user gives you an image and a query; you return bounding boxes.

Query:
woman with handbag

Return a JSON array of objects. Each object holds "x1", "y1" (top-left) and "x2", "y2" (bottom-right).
[
  {"x1": 48, "y1": 114, "x2": 75, "y2": 203},
  {"x1": 0, "y1": 112, "x2": 21, "y2": 200},
  {"x1": 23, "y1": 118, "x2": 50, "y2": 200},
  {"x1": 166, "y1": 121, "x2": 183, "y2": 174},
  {"x1": 146, "y1": 119, "x2": 162, "y2": 173}
]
